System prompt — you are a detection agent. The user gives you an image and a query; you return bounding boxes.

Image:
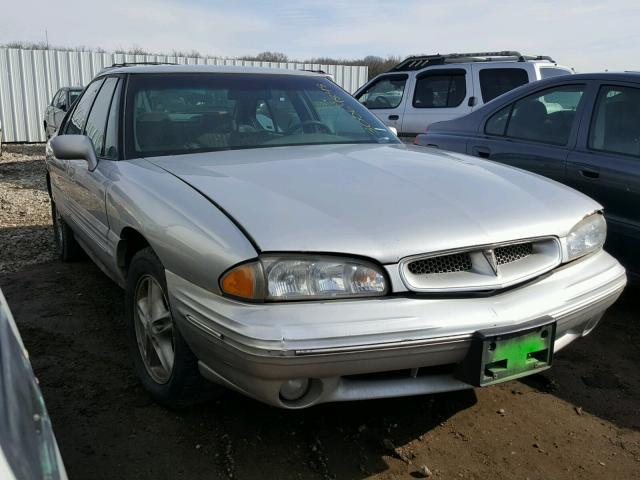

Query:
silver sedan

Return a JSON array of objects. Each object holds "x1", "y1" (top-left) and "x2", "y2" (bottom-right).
[{"x1": 45, "y1": 65, "x2": 626, "y2": 409}]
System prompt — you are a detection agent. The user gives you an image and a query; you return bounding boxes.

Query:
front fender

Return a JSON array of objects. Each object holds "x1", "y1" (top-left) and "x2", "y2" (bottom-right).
[{"x1": 106, "y1": 159, "x2": 257, "y2": 293}]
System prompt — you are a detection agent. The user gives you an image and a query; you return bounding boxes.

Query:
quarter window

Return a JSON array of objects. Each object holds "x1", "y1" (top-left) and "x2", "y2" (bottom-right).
[
  {"x1": 479, "y1": 68, "x2": 529, "y2": 103},
  {"x1": 65, "y1": 79, "x2": 105, "y2": 135},
  {"x1": 589, "y1": 85, "x2": 640, "y2": 157},
  {"x1": 103, "y1": 80, "x2": 122, "y2": 159},
  {"x1": 485, "y1": 105, "x2": 511, "y2": 136},
  {"x1": 412, "y1": 70, "x2": 466, "y2": 108},
  {"x1": 356, "y1": 74, "x2": 408, "y2": 109},
  {"x1": 83, "y1": 78, "x2": 119, "y2": 156}
]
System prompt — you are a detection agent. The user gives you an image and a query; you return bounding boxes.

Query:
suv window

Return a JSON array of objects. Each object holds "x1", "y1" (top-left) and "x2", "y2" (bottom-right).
[
  {"x1": 413, "y1": 69, "x2": 466, "y2": 108},
  {"x1": 65, "y1": 79, "x2": 105, "y2": 135},
  {"x1": 479, "y1": 68, "x2": 528, "y2": 103},
  {"x1": 83, "y1": 77, "x2": 119, "y2": 156},
  {"x1": 485, "y1": 84, "x2": 585, "y2": 145},
  {"x1": 356, "y1": 74, "x2": 408, "y2": 109},
  {"x1": 589, "y1": 85, "x2": 640, "y2": 158}
]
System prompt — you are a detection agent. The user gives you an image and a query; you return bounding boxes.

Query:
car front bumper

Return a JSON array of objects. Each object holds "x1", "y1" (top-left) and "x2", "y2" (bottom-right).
[{"x1": 167, "y1": 250, "x2": 626, "y2": 408}]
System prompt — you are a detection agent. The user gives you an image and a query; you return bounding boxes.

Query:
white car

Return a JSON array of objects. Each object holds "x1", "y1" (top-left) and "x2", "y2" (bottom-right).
[
  {"x1": 0, "y1": 290, "x2": 67, "y2": 479},
  {"x1": 355, "y1": 51, "x2": 573, "y2": 137}
]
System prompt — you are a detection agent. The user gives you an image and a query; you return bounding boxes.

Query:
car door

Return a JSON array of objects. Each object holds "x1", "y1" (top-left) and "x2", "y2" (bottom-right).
[
  {"x1": 52, "y1": 78, "x2": 105, "y2": 228},
  {"x1": 400, "y1": 66, "x2": 475, "y2": 136},
  {"x1": 354, "y1": 73, "x2": 410, "y2": 132},
  {"x1": 468, "y1": 82, "x2": 589, "y2": 182},
  {"x1": 566, "y1": 82, "x2": 640, "y2": 276},
  {"x1": 65, "y1": 77, "x2": 121, "y2": 265}
]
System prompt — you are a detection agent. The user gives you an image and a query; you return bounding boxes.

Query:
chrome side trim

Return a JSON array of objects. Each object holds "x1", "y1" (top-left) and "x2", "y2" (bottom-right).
[{"x1": 184, "y1": 313, "x2": 224, "y2": 340}]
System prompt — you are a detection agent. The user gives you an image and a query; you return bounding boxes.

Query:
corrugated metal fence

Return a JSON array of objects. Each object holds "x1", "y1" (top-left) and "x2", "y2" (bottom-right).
[{"x1": 0, "y1": 48, "x2": 368, "y2": 143}]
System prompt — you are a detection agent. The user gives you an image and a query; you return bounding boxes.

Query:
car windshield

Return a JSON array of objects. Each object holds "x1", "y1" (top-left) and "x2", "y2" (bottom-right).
[{"x1": 125, "y1": 73, "x2": 399, "y2": 157}]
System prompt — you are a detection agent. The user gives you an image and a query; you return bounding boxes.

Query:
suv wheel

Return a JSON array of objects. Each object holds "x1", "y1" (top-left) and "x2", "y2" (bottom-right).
[
  {"x1": 51, "y1": 201, "x2": 83, "y2": 261},
  {"x1": 125, "y1": 247, "x2": 214, "y2": 408}
]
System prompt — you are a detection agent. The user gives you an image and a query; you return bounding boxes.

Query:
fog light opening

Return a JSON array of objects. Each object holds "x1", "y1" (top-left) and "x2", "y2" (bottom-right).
[{"x1": 279, "y1": 378, "x2": 310, "y2": 402}]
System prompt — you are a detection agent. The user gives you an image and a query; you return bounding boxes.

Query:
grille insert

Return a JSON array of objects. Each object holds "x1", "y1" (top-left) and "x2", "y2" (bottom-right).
[
  {"x1": 408, "y1": 252, "x2": 472, "y2": 275},
  {"x1": 495, "y1": 242, "x2": 533, "y2": 265}
]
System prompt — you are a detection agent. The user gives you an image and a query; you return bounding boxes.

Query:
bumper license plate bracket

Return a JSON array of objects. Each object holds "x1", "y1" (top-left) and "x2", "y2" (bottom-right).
[{"x1": 455, "y1": 316, "x2": 556, "y2": 387}]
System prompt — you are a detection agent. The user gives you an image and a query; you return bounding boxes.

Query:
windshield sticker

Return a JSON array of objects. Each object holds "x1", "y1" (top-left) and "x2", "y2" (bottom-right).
[{"x1": 316, "y1": 82, "x2": 378, "y2": 135}]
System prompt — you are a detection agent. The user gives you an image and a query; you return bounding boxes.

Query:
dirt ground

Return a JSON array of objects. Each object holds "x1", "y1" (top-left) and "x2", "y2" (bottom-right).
[{"x1": 1, "y1": 144, "x2": 639, "y2": 480}]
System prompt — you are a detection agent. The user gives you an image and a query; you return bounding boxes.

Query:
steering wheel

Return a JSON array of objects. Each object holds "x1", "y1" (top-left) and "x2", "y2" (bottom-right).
[
  {"x1": 373, "y1": 95, "x2": 391, "y2": 108},
  {"x1": 285, "y1": 120, "x2": 332, "y2": 135}
]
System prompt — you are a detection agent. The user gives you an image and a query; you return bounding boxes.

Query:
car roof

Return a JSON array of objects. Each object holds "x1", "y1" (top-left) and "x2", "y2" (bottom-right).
[
  {"x1": 559, "y1": 71, "x2": 640, "y2": 82},
  {"x1": 98, "y1": 64, "x2": 322, "y2": 77}
]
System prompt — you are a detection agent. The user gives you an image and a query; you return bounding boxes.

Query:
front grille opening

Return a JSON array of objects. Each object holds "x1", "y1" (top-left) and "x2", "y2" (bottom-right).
[
  {"x1": 408, "y1": 253, "x2": 472, "y2": 275},
  {"x1": 343, "y1": 364, "x2": 456, "y2": 381},
  {"x1": 495, "y1": 242, "x2": 533, "y2": 265}
]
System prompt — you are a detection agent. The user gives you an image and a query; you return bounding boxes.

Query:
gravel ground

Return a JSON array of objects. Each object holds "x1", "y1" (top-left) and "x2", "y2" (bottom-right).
[
  {"x1": 0, "y1": 144, "x2": 55, "y2": 272},
  {"x1": 0, "y1": 144, "x2": 639, "y2": 479}
]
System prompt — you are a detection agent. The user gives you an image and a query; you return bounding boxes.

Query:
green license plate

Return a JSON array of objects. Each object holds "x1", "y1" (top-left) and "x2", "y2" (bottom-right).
[{"x1": 456, "y1": 317, "x2": 556, "y2": 387}]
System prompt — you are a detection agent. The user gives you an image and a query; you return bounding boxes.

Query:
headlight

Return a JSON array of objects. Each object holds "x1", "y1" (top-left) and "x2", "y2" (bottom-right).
[
  {"x1": 220, "y1": 255, "x2": 388, "y2": 301},
  {"x1": 566, "y1": 213, "x2": 607, "y2": 261}
]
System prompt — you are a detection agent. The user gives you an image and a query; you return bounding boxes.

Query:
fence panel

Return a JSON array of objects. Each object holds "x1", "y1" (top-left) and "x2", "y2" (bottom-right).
[{"x1": 0, "y1": 47, "x2": 368, "y2": 143}]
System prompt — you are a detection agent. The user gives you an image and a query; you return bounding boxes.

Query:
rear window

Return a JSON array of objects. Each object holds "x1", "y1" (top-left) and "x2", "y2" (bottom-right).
[
  {"x1": 479, "y1": 68, "x2": 529, "y2": 103},
  {"x1": 540, "y1": 67, "x2": 571, "y2": 79},
  {"x1": 68, "y1": 90, "x2": 82, "y2": 107},
  {"x1": 589, "y1": 85, "x2": 640, "y2": 157}
]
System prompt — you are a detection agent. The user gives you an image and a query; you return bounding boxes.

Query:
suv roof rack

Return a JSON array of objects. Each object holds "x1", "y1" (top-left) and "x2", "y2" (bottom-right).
[{"x1": 390, "y1": 51, "x2": 556, "y2": 72}]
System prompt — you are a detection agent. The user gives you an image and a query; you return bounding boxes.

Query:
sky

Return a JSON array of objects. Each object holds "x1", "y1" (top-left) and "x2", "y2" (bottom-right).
[{"x1": 2, "y1": 0, "x2": 639, "y2": 72}]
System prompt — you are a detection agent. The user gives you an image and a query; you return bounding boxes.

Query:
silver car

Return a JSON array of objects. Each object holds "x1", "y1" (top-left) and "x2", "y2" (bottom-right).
[{"x1": 45, "y1": 65, "x2": 626, "y2": 409}]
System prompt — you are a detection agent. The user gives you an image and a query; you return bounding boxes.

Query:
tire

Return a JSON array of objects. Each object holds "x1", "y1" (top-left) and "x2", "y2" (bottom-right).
[
  {"x1": 125, "y1": 247, "x2": 214, "y2": 408},
  {"x1": 51, "y1": 201, "x2": 83, "y2": 261}
]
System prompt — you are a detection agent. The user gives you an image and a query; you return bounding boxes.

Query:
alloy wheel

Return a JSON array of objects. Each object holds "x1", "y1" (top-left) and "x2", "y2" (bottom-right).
[{"x1": 133, "y1": 275, "x2": 175, "y2": 384}]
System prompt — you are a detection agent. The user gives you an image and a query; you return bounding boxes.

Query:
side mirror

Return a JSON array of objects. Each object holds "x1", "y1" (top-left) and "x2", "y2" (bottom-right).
[{"x1": 50, "y1": 135, "x2": 98, "y2": 171}]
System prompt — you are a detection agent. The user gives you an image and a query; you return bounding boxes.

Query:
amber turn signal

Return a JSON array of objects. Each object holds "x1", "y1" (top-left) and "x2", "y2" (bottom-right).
[{"x1": 220, "y1": 263, "x2": 260, "y2": 300}]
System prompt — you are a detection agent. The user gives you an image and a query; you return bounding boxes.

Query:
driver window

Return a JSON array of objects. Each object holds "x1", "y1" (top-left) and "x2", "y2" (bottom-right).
[{"x1": 356, "y1": 75, "x2": 408, "y2": 109}]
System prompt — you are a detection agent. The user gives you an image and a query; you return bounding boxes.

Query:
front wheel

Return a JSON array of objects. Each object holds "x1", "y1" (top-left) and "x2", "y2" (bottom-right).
[
  {"x1": 125, "y1": 247, "x2": 215, "y2": 408},
  {"x1": 51, "y1": 201, "x2": 83, "y2": 261}
]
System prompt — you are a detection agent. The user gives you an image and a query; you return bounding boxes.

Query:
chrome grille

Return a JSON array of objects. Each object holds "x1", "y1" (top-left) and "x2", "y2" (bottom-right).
[
  {"x1": 495, "y1": 242, "x2": 533, "y2": 265},
  {"x1": 400, "y1": 237, "x2": 561, "y2": 293},
  {"x1": 407, "y1": 253, "x2": 472, "y2": 275}
]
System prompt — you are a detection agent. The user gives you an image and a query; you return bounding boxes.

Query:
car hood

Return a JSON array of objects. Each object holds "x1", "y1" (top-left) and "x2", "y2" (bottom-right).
[{"x1": 147, "y1": 144, "x2": 600, "y2": 264}]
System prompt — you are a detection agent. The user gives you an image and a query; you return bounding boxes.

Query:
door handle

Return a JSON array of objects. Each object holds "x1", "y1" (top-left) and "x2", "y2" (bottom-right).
[
  {"x1": 467, "y1": 96, "x2": 477, "y2": 107},
  {"x1": 579, "y1": 169, "x2": 599, "y2": 179},
  {"x1": 472, "y1": 146, "x2": 491, "y2": 158},
  {"x1": 388, "y1": 115, "x2": 399, "y2": 121}
]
